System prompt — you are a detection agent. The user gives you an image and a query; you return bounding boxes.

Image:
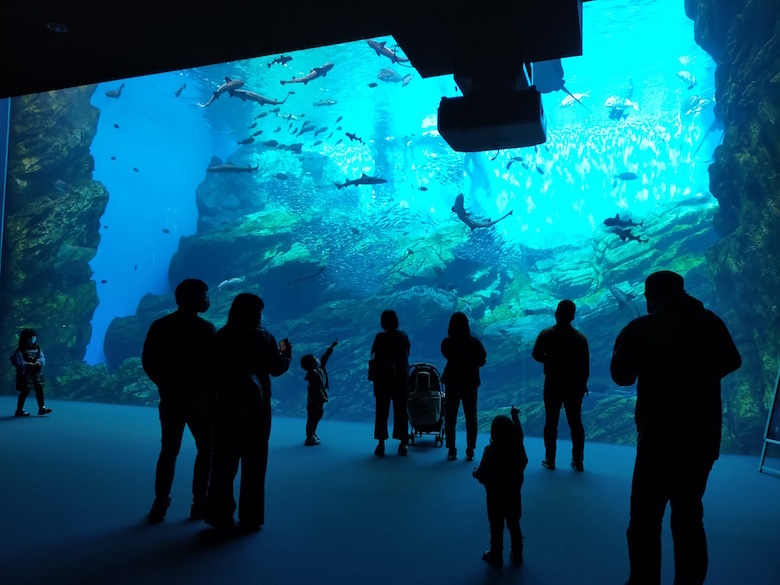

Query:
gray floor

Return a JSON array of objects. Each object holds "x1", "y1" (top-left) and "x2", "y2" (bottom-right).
[{"x1": 0, "y1": 396, "x2": 777, "y2": 585}]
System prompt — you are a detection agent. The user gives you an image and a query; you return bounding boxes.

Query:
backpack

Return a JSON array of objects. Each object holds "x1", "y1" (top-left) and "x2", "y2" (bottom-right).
[{"x1": 368, "y1": 345, "x2": 396, "y2": 382}]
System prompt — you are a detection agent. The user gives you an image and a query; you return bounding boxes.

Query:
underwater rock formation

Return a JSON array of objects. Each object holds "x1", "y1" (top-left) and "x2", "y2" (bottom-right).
[
  {"x1": 1, "y1": 86, "x2": 107, "y2": 393},
  {"x1": 689, "y1": 0, "x2": 780, "y2": 453}
]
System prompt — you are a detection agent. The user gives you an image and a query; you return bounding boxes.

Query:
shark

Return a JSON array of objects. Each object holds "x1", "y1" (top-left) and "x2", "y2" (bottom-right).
[
  {"x1": 205, "y1": 163, "x2": 258, "y2": 173},
  {"x1": 604, "y1": 214, "x2": 643, "y2": 228},
  {"x1": 452, "y1": 193, "x2": 513, "y2": 230},
  {"x1": 280, "y1": 63, "x2": 334, "y2": 86},
  {"x1": 532, "y1": 59, "x2": 589, "y2": 111},
  {"x1": 198, "y1": 77, "x2": 244, "y2": 107},
  {"x1": 105, "y1": 83, "x2": 125, "y2": 98},
  {"x1": 268, "y1": 55, "x2": 292, "y2": 67},
  {"x1": 174, "y1": 83, "x2": 186, "y2": 97},
  {"x1": 609, "y1": 286, "x2": 642, "y2": 320},
  {"x1": 215, "y1": 277, "x2": 245, "y2": 303},
  {"x1": 611, "y1": 228, "x2": 648, "y2": 244},
  {"x1": 367, "y1": 40, "x2": 410, "y2": 64},
  {"x1": 334, "y1": 173, "x2": 387, "y2": 189},
  {"x1": 231, "y1": 89, "x2": 289, "y2": 106}
]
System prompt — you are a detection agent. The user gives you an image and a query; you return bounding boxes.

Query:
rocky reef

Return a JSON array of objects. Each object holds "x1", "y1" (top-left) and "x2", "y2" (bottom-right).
[{"x1": 687, "y1": 0, "x2": 780, "y2": 452}]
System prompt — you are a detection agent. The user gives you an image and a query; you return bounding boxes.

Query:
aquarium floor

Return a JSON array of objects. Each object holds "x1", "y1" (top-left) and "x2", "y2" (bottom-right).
[{"x1": 0, "y1": 396, "x2": 777, "y2": 585}]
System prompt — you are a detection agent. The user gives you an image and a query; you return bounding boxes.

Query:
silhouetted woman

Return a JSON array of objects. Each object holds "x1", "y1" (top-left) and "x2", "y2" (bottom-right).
[
  {"x1": 441, "y1": 311, "x2": 486, "y2": 461},
  {"x1": 205, "y1": 293, "x2": 292, "y2": 531},
  {"x1": 369, "y1": 309, "x2": 411, "y2": 457}
]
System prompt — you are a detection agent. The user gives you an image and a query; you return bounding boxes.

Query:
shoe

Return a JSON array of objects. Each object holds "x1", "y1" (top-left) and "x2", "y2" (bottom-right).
[
  {"x1": 304, "y1": 437, "x2": 320, "y2": 446},
  {"x1": 238, "y1": 521, "x2": 262, "y2": 534},
  {"x1": 313, "y1": 433, "x2": 319, "y2": 441},
  {"x1": 205, "y1": 515, "x2": 235, "y2": 530},
  {"x1": 375, "y1": 444, "x2": 385, "y2": 457},
  {"x1": 148, "y1": 497, "x2": 171, "y2": 524},
  {"x1": 482, "y1": 550, "x2": 503, "y2": 567},
  {"x1": 190, "y1": 501, "x2": 207, "y2": 520},
  {"x1": 466, "y1": 448, "x2": 474, "y2": 461},
  {"x1": 447, "y1": 449, "x2": 457, "y2": 461},
  {"x1": 571, "y1": 460, "x2": 584, "y2": 472},
  {"x1": 398, "y1": 444, "x2": 408, "y2": 456},
  {"x1": 509, "y1": 550, "x2": 523, "y2": 565},
  {"x1": 14, "y1": 410, "x2": 30, "y2": 417},
  {"x1": 38, "y1": 406, "x2": 52, "y2": 415},
  {"x1": 542, "y1": 459, "x2": 555, "y2": 470}
]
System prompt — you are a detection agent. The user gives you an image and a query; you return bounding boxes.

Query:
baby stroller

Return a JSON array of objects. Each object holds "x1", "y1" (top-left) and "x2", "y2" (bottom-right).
[{"x1": 406, "y1": 363, "x2": 445, "y2": 447}]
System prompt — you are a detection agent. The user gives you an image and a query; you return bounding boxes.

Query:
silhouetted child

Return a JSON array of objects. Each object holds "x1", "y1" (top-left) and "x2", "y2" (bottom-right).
[
  {"x1": 301, "y1": 339, "x2": 337, "y2": 445},
  {"x1": 472, "y1": 406, "x2": 528, "y2": 567},
  {"x1": 10, "y1": 329, "x2": 52, "y2": 417}
]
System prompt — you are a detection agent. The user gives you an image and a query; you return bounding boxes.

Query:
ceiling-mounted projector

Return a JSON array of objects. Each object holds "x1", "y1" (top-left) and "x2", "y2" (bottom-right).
[{"x1": 438, "y1": 88, "x2": 547, "y2": 152}]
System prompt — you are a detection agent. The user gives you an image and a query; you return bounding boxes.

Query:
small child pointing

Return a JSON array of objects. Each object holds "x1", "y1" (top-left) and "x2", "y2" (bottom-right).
[{"x1": 301, "y1": 339, "x2": 338, "y2": 446}]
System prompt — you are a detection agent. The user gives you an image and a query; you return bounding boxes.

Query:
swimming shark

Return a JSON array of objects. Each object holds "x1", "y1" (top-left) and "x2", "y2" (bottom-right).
[
  {"x1": 105, "y1": 83, "x2": 125, "y2": 98},
  {"x1": 609, "y1": 286, "x2": 642, "y2": 320},
  {"x1": 268, "y1": 55, "x2": 292, "y2": 67},
  {"x1": 367, "y1": 40, "x2": 410, "y2": 64},
  {"x1": 215, "y1": 277, "x2": 245, "y2": 303},
  {"x1": 604, "y1": 213, "x2": 643, "y2": 228},
  {"x1": 205, "y1": 163, "x2": 259, "y2": 173},
  {"x1": 198, "y1": 77, "x2": 244, "y2": 107},
  {"x1": 231, "y1": 89, "x2": 289, "y2": 106},
  {"x1": 334, "y1": 173, "x2": 387, "y2": 189},
  {"x1": 280, "y1": 63, "x2": 334, "y2": 85},
  {"x1": 452, "y1": 193, "x2": 513, "y2": 230},
  {"x1": 611, "y1": 228, "x2": 647, "y2": 243},
  {"x1": 174, "y1": 83, "x2": 186, "y2": 97}
]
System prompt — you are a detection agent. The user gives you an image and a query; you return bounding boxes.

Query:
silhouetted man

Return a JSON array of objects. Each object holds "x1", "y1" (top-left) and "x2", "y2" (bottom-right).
[
  {"x1": 532, "y1": 299, "x2": 589, "y2": 471},
  {"x1": 142, "y1": 278, "x2": 216, "y2": 523},
  {"x1": 611, "y1": 271, "x2": 741, "y2": 585}
]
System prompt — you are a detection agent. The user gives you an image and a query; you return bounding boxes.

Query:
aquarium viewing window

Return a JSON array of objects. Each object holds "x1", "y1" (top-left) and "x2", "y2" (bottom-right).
[{"x1": 2, "y1": 0, "x2": 761, "y2": 455}]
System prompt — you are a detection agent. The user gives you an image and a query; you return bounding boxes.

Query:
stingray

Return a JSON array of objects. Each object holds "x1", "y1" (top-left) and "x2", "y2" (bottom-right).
[{"x1": 532, "y1": 59, "x2": 590, "y2": 111}]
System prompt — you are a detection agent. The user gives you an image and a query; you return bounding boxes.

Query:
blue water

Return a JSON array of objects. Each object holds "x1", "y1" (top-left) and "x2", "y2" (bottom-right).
[{"x1": 83, "y1": 0, "x2": 718, "y2": 363}]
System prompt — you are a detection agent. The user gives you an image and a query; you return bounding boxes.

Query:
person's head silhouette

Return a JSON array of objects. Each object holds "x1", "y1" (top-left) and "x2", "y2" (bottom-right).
[
  {"x1": 448, "y1": 311, "x2": 471, "y2": 337},
  {"x1": 175, "y1": 279, "x2": 210, "y2": 314},
  {"x1": 555, "y1": 299, "x2": 576, "y2": 326},
  {"x1": 227, "y1": 293, "x2": 264, "y2": 328},
  {"x1": 380, "y1": 309, "x2": 399, "y2": 331},
  {"x1": 644, "y1": 271, "x2": 684, "y2": 313}
]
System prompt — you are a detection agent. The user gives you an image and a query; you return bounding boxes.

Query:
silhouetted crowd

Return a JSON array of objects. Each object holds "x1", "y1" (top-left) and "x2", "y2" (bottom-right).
[{"x1": 126, "y1": 269, "x2": 741, "y2": 584}]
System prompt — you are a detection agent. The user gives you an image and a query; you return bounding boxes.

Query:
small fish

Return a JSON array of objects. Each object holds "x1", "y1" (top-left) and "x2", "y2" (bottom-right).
[
  {"x1": 506, "y1": 156, "x2": 523, "y2": 170},
  {"x1": 54, "y1": 178, "x2": 66, "y2": 193},
  {"x1": 288, "y1": 91, "x2": 295, "y2": 95},
  {"x1": 336, "y1": 126, "x2": 342, "y2": 131},
  {"x1": 238, "y1": 137, "x2": 255, "y2": 145},
  {"x1": 175, "y1": 83, "x2": 186, "y2": 97},
  {"x1": 315, "y1": 126, "x2": 328, "y2": 137},
  {"x1": 327, "y1": 132, "x2": 333, "y2": 140},
  {"x1": 110, "y1": 156, "x2": 116, "y2": 160},
  {"x1": 100, "y1": 279, "x2": 108, "y2": 284},
  {"x1": 419, "y1": 186, "x2": 428, "y2": 191},
  {"x1": 336, "y1": 116, "x2": 343, "y2": 124},
  {"x1": 536, "y1": 165, "x2": 544, "y2": 175},
  {"x1": 113, "y1": 123, "x2": 119, "y2": 129},
  {"x1": 351, "y1": 227, "x2": 360, "y2": 235},
  {"x1": 162, "y1": 228, "x2": 170, "y2": 234},
  {"x1": 313, "y1": 140, "x2": 323, "y2": 146},
  {"x1": 677, "y1": 70, "x2": 697, "y2": 90},
  {"x1": 335, "y1": 138, "x2": 343, "y2": 145},
  {"x1": 614, "y1": 172, "x2": 638, "y2": 181},
  {"x1": 133, "y1": 167, "x2": 139, "y2": 173},
  {"x1": 256, "y1": 112, "x2": 268, "y2": 119},
  {"x1": 299, "y1": 126, "x2": 314, "y2": 135},
  {"x1": 274, "y1": 127, "x2": 281, "y2": 133},
  {"x1": 275, "y1": 173, "x2": 289, "y2": 180},
  {"x1": 314, "y1": 99, "x2": 338, "y2": 107},
  {"x1": 134, "y1": 264, "x2": 137, "y2": 270},
  {"x1": 490, "y1": 151, "x2": 500, "y2": 161},
  {"x1": 368, "y1": 82, "x2": 378, "y2": 88},
  {"x1": 263, "y1": 140, "x2": 279, "y2": 147},
  {"x1": 270, "y1": 107, "x2": 281, "y2": 113},
  {"x1": 252, "y1": 130, "x2": 264, "y2": 137},
  {"x1": 103, "y1": 225, "x2": 109, "y2": 229},
  {"x1": 247, "y1": 122, "x2": 257, "y2": 129}
]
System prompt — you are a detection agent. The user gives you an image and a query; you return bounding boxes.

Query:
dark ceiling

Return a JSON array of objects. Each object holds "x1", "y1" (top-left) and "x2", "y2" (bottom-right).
[{"x1": 1, "y1": 1, "x2": 584, "y2": 99}]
